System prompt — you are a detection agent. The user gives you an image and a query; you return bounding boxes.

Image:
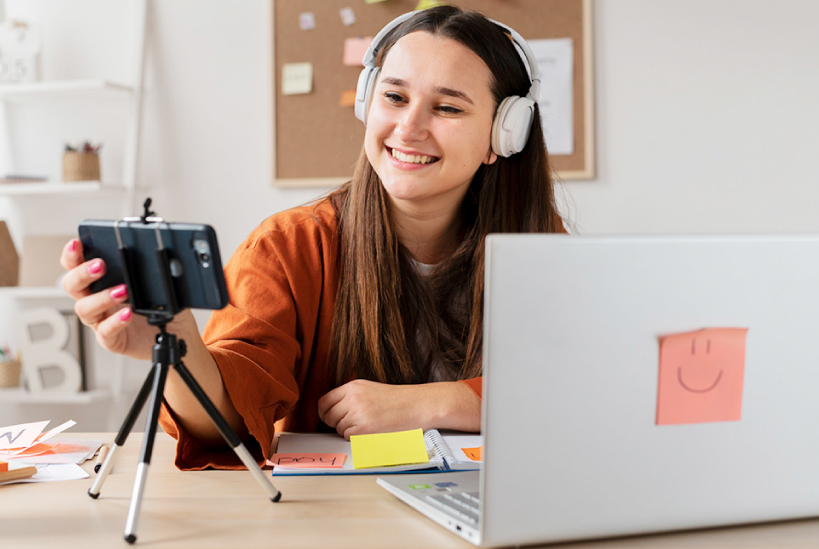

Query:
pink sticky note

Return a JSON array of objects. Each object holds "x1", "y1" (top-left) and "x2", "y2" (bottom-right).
[
  {"x1": 343, "y1": 36, "x2": 373, "y2": 66},
  {"x1": 656, "y1": 328, "x2": 748, "y2": 425},
  {"x1": 268, "y1": 453, "x2": 346, "y2": 469}
]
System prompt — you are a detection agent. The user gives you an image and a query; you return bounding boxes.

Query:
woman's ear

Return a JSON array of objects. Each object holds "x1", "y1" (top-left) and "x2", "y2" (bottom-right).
[{"x1": 483, "y1": 148, "x2": 498, "y2": 165}]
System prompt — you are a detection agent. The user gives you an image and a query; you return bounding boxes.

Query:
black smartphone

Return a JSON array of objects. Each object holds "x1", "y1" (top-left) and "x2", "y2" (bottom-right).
[{"x1": 78, "y1": 219, "x2": 229, "y2": 315}]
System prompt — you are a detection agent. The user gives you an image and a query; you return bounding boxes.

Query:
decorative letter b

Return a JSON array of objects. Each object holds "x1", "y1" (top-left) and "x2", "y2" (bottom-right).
[{"x1": 19, "y1": 307, "x2": 82, "y2": 393}]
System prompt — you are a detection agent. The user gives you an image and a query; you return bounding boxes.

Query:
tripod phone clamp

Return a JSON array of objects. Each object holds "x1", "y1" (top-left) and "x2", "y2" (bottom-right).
[{"x1": 87, "y1": 200, "x2": 281, "y2": 544}]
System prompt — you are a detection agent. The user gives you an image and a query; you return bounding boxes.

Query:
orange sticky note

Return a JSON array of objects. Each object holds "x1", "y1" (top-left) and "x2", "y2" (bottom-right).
[
  {"x1": 339, "y1": 89, "x2": 357, "y2": 107},
  {"x1": 268, "y1": 453, "x2": 346, "y2": 469},
  {"x1": 656, "y1": 328, "x2": 748, "y2": 425},
  {"x1": 462, "y1": 447, "x2": 482, "y2": 462},
  {"x1": 0, "y1": 460, "x2": 8, "y2": 472},
  {"x1": 343, "y1": 36, "x2": 373, "y2": 66}
]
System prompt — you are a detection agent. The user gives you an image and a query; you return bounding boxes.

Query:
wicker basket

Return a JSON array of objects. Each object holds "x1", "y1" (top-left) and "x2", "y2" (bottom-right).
[
  {"x1": 62, "y1": 151, "x2": 100, "y2": 182},
  {"x1": 0, "y1": 359, "x2": 21, "y2": 388}
]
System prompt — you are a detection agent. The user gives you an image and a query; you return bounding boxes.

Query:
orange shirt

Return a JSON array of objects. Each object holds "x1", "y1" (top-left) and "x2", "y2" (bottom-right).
[{"x1": 159, "y1": 198, "x2": 482, "y2": 470}]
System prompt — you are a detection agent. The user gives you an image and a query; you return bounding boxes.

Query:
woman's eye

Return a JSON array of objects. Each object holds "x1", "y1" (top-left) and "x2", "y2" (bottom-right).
[
  {"x1": 384, "y1": 92, "x2": 405, "y2": 104},
  {"x1": 437, "y1": 105, "x2": 463, "y2": 115}
]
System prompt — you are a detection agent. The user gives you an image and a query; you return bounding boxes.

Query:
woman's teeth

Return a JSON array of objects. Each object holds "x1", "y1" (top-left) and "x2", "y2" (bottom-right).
[{"x1": 391, "y1": 148, "x2": 437, "y2": 164}]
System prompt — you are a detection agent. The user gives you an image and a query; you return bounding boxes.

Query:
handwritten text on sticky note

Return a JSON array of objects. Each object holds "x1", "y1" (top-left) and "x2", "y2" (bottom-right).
[
  {"x1": 350, "y1": 428, "x2": 429, "y2": 469},
  {"x1": 269, "y1": 453, "x2": 346, "y2": 469},
  {"x1": 282, "y1": 63, "x2": 313, "y2": 95}
]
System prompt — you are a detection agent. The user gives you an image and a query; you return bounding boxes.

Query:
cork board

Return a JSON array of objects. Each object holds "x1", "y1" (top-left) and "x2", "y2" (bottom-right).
[{"x1": 273, "y1": 0, "x2": 594, "y2": 186}]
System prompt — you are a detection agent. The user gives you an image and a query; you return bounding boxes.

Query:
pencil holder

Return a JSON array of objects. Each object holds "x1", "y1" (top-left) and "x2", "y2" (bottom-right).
[
  {"x1": 0, "y1": 358, "x2": 21, "y2": 388},
  {"x1": 62, "y1": 151, "x2": 100, "y2": 182}
]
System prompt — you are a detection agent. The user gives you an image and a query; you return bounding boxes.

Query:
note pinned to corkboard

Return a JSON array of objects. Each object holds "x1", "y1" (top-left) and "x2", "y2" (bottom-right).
[
  {"x1": 0, "y1": 221, "x2": 19, "y2": 287},
  {"x1": 273, "y1": 0, "x2": 594, "y2": 186}
]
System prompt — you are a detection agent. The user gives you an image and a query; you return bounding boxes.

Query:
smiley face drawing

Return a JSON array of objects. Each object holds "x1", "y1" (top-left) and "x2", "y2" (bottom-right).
[
  {"x1": 656, "y1": 328, "x2": 748, "y2": 425},
  {"x1": 676, "y1": 337, "x2": 723, "y2": 394}
]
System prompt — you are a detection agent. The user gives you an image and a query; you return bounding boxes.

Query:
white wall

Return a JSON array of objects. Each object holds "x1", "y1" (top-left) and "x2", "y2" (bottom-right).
[
  {"x1": 140, "y1": 0, "x2": 323, "y2": 257},
  {"x1": 565, "y1": 0, "x2": 819, "y2": 235}
]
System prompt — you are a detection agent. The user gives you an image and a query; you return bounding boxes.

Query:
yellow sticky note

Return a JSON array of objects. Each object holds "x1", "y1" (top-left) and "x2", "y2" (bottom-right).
[
  {"x1": 282, "y1": 62, "x2": 313, "y2": 95},
  {"x1": 415, "y1": 0, "x2": 448, "y2": 10},
  {"x1": 350, "y1": 428, "x2": 429, "y2": 469}
]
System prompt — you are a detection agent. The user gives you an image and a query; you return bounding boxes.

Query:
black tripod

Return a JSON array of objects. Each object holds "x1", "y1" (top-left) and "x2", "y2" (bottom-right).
[{"x1": 87, "y1": 204, "x2": 280, "y2": 544}]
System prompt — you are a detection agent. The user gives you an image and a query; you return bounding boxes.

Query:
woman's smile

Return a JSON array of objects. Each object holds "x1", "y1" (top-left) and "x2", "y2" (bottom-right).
[{"x1": 387, "y1": 146, "x2": 440, "y2": 169}]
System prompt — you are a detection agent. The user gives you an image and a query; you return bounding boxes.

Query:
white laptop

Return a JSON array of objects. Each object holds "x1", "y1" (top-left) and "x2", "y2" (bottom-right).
[{"x1": 378, "y1": 234, "x2": 819, "y2": 547}]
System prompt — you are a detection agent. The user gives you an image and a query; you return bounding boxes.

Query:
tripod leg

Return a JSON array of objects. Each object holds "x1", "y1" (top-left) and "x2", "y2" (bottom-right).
[
  {"x1": 124, "y1": 361, "x2": 169, "y2": 545},
  {"x1": 88, "y1": 365, "x2": 156, "y2": 499},
  {"x1": 174, "y1": 361, "x2": 282, "y2": 502}
]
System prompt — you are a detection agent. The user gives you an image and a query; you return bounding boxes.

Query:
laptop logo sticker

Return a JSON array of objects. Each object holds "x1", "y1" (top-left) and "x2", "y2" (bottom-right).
[{"x1": 656, "y1": 328, "x2": 748, "y2": 425}]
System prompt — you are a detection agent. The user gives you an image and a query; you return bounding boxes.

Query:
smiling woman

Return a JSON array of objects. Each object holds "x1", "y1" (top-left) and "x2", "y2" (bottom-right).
[
  {"x1": 59, "y1": 6, "x2": 566, "y2": 471},
  {"x1": 365, "y1": 32, "x2": 498, "y2": 226}
]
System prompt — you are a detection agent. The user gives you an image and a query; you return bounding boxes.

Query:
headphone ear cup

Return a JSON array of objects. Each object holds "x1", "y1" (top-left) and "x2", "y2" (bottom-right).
[
  {"x1": 355, "y1": 67, "x2": 380, "y2": 125},
  {"x1": 491, "y1": 95, "x2": 536, "y2": 157}
]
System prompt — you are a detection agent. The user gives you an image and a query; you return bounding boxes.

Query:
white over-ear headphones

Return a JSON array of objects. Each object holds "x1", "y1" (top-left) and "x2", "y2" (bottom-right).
[{"x1": 354, "y1": 11, "x2": 541, "y2": 158}]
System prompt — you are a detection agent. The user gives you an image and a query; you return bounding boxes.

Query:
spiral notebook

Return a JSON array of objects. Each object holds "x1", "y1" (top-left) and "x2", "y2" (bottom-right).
[{"x1": 269, "y1": 430, "x2": 482, "y2": 475}]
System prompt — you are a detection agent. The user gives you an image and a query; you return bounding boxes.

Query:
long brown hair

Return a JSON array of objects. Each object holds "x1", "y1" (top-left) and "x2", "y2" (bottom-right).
[{"x1": 330, "y1": 6, "x2": 564, "y2": 386}]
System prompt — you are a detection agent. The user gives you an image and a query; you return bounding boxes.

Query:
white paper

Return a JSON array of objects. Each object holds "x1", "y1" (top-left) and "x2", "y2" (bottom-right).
[
  {"x1": 0, "y1": 420, "x2": 49, "y2": 451},
  {"x1": 340, "y1": 7, "x2": 356, "y2": 26},
  {"x1": 282, "y1": 62, "x2": 313, "y2": 95},
  {"x1": 299, "y1": 12, "x2": 315, "y2": 31},
  {"x1": 528, "y1": 38, "x2": 574, "y2": 155},
  {"x1": 6, "y1": 439, "x2": 102, "y2": 464},
  {"x1": 10, "y1": 463, "x2": 89, "y2": 484}
]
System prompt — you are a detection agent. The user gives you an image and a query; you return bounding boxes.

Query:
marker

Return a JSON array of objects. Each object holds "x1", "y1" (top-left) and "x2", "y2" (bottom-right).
[{"x1": 94, "y1": 445, "x2": 110, "y2": 473}]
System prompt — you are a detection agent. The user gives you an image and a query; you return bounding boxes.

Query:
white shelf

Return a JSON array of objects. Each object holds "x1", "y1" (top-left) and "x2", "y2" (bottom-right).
[
  {"x1": 0, "y1": 387, "x2": 110, "y2": 404},
  {"x1": 0, "y1": 79, "x2": 133, "y2": 103},
  {"x1": 0, "y1": 181, "x2": 125, "y2": 196},
  {"x1": 0, "y1": 286, "x2": 70, "y2": 299}
]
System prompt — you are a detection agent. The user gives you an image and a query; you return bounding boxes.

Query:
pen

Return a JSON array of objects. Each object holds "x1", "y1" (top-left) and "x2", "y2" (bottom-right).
[{"x1": 94, "y1": 445, "x2": 110, "y2": 473}]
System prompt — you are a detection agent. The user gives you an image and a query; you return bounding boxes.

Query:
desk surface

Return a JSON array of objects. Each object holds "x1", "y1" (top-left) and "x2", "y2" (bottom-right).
[{"x1": 3, "y1": 432, "x2": 819, "y2": 548}]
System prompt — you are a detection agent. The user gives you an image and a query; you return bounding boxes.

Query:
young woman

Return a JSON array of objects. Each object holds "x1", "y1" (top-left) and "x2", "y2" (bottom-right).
[{"x1": 60, "y1": 6, "x2": 565, "y2": 470}]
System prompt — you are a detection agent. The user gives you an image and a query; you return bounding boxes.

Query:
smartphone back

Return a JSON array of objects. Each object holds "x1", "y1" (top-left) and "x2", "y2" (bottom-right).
[{"x1": 79, "y1": 220, "x2": 229, "y2": 313}]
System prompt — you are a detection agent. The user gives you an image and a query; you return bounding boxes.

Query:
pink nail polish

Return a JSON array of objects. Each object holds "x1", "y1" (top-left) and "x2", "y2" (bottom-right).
[
  {"x1": 110, "y1": 284, "x2": 127, "y2": 299},
  {"x1": 69, "y1": 239, "x2": 77, "y2": 252},
  {"x1": 119, "y1": 308, "x2": 132, "y2": 322},
  {"x1": 87, "y1": 260, "x2": 102, "y2": 275}
]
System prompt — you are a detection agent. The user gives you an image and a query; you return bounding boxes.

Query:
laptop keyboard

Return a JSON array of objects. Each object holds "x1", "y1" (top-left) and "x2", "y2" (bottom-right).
[{"x1": 425, "y1": 491, "x2": 480, "y2": 525}]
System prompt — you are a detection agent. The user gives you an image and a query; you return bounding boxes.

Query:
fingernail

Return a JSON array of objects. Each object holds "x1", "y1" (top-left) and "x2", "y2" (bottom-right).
[
  {"x1": 69, "y1": 239, "x2": 77, "y2": 252},
  {"x1": 119, "y1": 308, "x2": 132, "y2": 322},
  {"x1": 87, "y1": 260, "x2": 102, "y2": 275},
  {"x1": 110, "y1": 284, "x2": 127, "y2": 300}
]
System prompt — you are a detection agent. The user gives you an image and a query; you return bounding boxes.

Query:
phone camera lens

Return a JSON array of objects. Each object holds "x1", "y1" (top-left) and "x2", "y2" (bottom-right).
[{"x1": 201, "y1": 253, "x2": 210, "y2": 263}]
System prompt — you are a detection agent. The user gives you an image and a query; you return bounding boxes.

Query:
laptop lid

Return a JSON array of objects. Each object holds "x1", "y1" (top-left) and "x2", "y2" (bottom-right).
[{"x1": 481, "y1": 234, "x2": 819, "y2": 546}]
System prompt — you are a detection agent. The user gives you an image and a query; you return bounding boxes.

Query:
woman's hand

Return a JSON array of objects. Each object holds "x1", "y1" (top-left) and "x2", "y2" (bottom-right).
[
  {"x1": 317, "y1": 379, "x2": 481, "y2": 439},
  {"x1": 60, "y1": 238, "x2": 169, "y2": 360}
]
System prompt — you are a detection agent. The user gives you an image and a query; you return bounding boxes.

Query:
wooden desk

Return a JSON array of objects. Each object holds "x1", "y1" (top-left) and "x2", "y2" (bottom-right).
[{"x1": 3, "y1": 432, "x2": 819, "y2": 548}]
